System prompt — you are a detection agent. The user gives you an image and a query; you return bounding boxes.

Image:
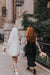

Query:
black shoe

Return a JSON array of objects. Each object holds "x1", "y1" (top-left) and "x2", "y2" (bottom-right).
[
  {"x1": 26, "y1": 67, "x2": 30, "y2": 70},
  {"x1": 33, "y1": 69, "x2": 36, "y2": 75},
  {"x1": 26, "y1": 67, "x2": 32, "y2": 71},
  {"x1": 12, "y1": 68, "x2": 15, "y2": 72}
]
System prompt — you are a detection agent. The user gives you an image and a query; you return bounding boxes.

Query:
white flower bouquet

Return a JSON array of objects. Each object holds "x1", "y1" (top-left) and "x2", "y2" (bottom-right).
[
  {"x1": 2, "y1": 46, "x2": 7, "y2": 52},
  {"x1": 2, "y1": 43, "x2": 7, "y2": 53},
  {"x1": 39, "y1": 52, "x2": 47, "y2": 58}
]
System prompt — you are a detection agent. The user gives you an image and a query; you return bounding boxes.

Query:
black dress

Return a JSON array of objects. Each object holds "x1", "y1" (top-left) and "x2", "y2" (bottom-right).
[{"x1": 25, "y1": 41, "x2": 36, "y2": 67}]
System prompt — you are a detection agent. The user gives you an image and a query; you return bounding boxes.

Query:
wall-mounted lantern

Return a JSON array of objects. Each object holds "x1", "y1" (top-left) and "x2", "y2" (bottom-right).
[{"x1": 15, "y1": 0, "x2": 24, "y2": 7}]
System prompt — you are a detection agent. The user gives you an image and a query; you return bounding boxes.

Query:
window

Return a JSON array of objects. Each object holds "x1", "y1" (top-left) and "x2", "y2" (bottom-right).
[{"x1": 2, "y1": 7, "x2": 6, "y2": 17}]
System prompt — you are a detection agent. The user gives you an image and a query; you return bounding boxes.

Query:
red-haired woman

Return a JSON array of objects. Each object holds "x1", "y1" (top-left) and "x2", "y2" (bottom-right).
[{"x1": 25, "y1": 27, "x2": 42, "y2": 75}]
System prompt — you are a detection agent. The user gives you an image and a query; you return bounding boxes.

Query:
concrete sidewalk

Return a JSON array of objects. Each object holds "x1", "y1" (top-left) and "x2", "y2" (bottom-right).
[{"x1": 0, "y1": 44, "x2": 50, "y2": 75}]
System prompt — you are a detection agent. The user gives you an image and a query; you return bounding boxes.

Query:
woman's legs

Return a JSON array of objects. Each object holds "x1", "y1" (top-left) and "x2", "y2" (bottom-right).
[
  {"x1": 27, "y1": 59, "x2": 36, "y2": 75},
  {"x1": 12, "y1": 56, "x2": 18, "y2": 71},
  {"x1": 27, "y1": 66, "x2": 35, "y2": 70}
]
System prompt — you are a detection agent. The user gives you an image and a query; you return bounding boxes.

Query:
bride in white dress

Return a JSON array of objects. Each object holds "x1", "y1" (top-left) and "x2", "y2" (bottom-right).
[{"x1": 7, "y1": 26, "x2": 21, "y2": 72}]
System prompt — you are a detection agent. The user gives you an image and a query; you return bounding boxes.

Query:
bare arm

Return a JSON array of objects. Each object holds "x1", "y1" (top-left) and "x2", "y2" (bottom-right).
[
  {"x1": 35, "y1": 38, "x2": 42, "y2": 53},
  {"x1": 24, "y1": 37, "x2": 27, "y2": 45},
  {"x1": 25, "y1": 40, "x2": 27, "y2": 45},
  {"x1": 19, "y1": 34, "x2": 21, "y2": 41},
  {"x1": 19, "y1": 34, "x2": 21, "y2": 44}
]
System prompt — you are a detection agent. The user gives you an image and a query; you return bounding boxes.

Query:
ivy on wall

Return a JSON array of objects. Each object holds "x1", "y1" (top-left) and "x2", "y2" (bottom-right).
[{"x1": 22, "y1": 0, "x2": 50, "y2": 38}]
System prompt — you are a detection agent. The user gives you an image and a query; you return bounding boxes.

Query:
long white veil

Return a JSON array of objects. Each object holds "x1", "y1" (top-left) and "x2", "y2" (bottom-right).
[
  {"x1": 7, "y1": 27, "x2": 19, "y2": 56},
  {"x1": 8, "y1": 27, "x2": 19, "y2": 43}
]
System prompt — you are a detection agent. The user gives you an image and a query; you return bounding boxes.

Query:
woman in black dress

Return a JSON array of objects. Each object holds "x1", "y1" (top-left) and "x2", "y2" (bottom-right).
[{"x1": 25, "y1": 27, "x2": 42, "y2": 75}]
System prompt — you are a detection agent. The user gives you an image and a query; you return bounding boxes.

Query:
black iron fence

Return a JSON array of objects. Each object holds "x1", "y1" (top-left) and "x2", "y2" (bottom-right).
[
  {"x1": 0, "y1": 33, "x2": 4, "y2": 43},
  {"x1": 36, "y1": 38, "x2": 50, "y2": 69}
]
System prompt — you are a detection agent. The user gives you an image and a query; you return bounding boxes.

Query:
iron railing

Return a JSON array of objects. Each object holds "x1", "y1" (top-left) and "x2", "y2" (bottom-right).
[{"x1": 36, "y1": 39, "x2": 50, "y2": 69}]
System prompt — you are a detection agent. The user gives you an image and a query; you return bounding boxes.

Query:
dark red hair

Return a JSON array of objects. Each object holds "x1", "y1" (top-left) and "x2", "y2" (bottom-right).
[{"x1": 26, "y1": 27, "x2": 36, "y2": 43}]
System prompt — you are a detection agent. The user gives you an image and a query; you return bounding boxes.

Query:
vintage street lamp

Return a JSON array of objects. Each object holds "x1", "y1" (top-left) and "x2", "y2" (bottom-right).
[
  {"x1": 15, "y1": 0, "x2": 24, "y2": 6},
  {"x1": 15, "y1": 0, "x2": 24, "y2": 17}
]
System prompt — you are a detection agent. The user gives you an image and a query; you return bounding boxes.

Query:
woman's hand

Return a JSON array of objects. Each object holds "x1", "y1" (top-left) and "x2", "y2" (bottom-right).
[
  {"x1": 40, "y1": 51, "x2": 47, "y2": 58},
  {"x1": 3, "y1": 48, "x2": 7, "y2": 52},
  {"x1": 39, "y1": 48, "x2": 42, "y2": 53},
  {"x1": 19, "y1": 40, "x2": 22, "y2": 45}
]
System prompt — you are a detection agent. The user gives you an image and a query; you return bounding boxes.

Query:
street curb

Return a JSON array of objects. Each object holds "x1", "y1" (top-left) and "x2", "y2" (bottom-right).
[{"x1": 36, "y1": 62, "x2": 50, "y2": 73}]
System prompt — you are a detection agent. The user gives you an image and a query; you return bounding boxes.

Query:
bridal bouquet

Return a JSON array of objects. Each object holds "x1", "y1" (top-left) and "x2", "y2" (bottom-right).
[
  {"x1": 2, "y1": 44, "x2": 7, "y2": 53},
  {"x1": 2, "y1": 46, "x2": 6, "y2": 52},
  {"x1": 39, "y1": 52, "x2": 47, "y2": 58}
]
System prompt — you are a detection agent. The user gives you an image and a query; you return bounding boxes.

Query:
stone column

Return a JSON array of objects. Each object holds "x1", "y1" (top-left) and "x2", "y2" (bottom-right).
[
  {"x1": 6, "y1": 0, "x2": 8, "y2": 22},
  {"x1": 6, "y1": 0, "x2": 14, "y2": 23},
  {"x1": 16, "y1": 6, "x2": 23, "y2": 18},
  {"x1": 24, "y1": 0, "x2": 34, "y2": 14},
  {"x1": 4, "y1": 0, "x2": 14, "y2": 43}
]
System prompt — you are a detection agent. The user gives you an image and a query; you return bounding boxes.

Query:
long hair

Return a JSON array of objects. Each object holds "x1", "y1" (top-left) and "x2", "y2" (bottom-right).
[{"x1": 26, "y1": 27, "x2": 36, "y2": 43}]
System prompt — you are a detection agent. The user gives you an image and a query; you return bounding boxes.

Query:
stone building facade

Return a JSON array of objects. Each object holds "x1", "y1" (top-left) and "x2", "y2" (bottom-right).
[
  {"x1": 3, "y1": 0, "x2": 36, "y2": 43},
  {"x1": 0, "y1": 0, "x2": 36, "y2": 28},
  {"x1": 0, "y1": 0, "x2": 6, "y2": 28},
  {"x1": 0, "y1": 0, "x2": 50, "y2": 42}
]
